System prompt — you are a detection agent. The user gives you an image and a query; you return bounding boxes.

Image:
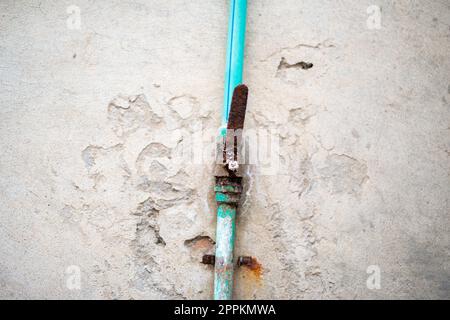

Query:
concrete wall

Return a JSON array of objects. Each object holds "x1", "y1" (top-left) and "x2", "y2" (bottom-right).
[{"x1": 0, "y1": 0, "x2": 449, "y2": 299}]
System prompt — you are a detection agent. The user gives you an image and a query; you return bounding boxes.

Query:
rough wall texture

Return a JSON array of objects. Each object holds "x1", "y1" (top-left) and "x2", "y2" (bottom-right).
[{"x1": 0, "y1": 0, "x2": 449, "y2": 299}]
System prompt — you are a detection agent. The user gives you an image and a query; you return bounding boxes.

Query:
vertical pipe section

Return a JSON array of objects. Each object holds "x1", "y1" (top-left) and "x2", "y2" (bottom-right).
[
  {"x1": 221, "y1": 0, "x2": 248, "y2": 136},
  {"x1": 214, "y1": 0, "x2": 247, "y2": 300},
  {"x1": 214, "y1": 177, "x2": 242, "y2": 300}
]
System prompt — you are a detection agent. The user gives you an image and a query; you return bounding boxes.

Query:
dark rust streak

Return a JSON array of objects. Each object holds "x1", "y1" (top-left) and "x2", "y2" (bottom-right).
[
  {"x1": 227, "y1": 84, "x2": 248, "y2": 130},
  {"x1": 202, "y1": 254, "x2": 215, "y2": 265},
  {"x1": 222, "y1": 136, "x2": 227, "y2": 165},
  {"x1": 233, "y1": 135, "x2": 238, "y2": 161}
]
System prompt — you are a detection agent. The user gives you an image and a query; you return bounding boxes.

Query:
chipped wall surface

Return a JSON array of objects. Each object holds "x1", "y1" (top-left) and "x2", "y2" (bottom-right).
[{"x1": 0, "y1": 0, "x2": 449, "y2": 299}]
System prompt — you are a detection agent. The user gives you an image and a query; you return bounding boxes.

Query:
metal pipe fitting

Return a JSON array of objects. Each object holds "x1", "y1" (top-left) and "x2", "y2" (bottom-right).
[
  {"x1": 213, "y1": 176, "x2": 243, "y2": 300},
  {"x1": 237, "y1": 256, "x2": 254, "y2": 267}
]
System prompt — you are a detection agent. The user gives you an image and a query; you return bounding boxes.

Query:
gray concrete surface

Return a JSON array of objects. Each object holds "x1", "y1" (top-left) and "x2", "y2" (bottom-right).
[{"x1": 0, "y1": 0, "x2": 449, "y2": 299}]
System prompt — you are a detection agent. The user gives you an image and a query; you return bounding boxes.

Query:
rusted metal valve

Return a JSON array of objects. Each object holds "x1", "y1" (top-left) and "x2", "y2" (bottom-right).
[{"x1": 223, "y1": 84, "x2": 248, "y2": 173}]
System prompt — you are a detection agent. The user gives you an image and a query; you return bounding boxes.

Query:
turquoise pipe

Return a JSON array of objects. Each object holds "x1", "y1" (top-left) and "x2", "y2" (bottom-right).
[
  {"x1": 220, "y1": 0, "x2": 248, "y2": 137},
  {"x1": 214, "y1": 177, "x2": 242, "y2": 300},
  {"x1": 213, "y1": 0, "x2": 247, "y2": 300}
]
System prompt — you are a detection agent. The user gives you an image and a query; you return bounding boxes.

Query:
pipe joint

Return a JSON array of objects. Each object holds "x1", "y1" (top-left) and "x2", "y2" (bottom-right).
[{"x1": 214, "y1": 176, "x2": 243, "y2": 205}]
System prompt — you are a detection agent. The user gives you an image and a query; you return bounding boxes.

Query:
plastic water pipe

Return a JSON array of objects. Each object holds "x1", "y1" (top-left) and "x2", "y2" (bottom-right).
[
  {"x1": 220, "y1": 0, "x2": 248, "y2": 137},
  {"x1": 214, "y1": 0, "x2": 248, "y2": 300}
]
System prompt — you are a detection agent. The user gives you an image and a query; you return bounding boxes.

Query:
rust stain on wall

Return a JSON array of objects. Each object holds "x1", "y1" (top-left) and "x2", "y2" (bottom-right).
[{"x1": 240, "y1": 257, "x2": 263, "y2": 283}]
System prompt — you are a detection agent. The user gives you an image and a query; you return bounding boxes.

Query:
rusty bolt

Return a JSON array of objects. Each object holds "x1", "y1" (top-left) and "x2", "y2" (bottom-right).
[
  {"x1": 237, "y1": 256, "x2": 253, "y2": 267},
  {"x1": 202, "y1": 255, "x2": 215, "y2": 265}
]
